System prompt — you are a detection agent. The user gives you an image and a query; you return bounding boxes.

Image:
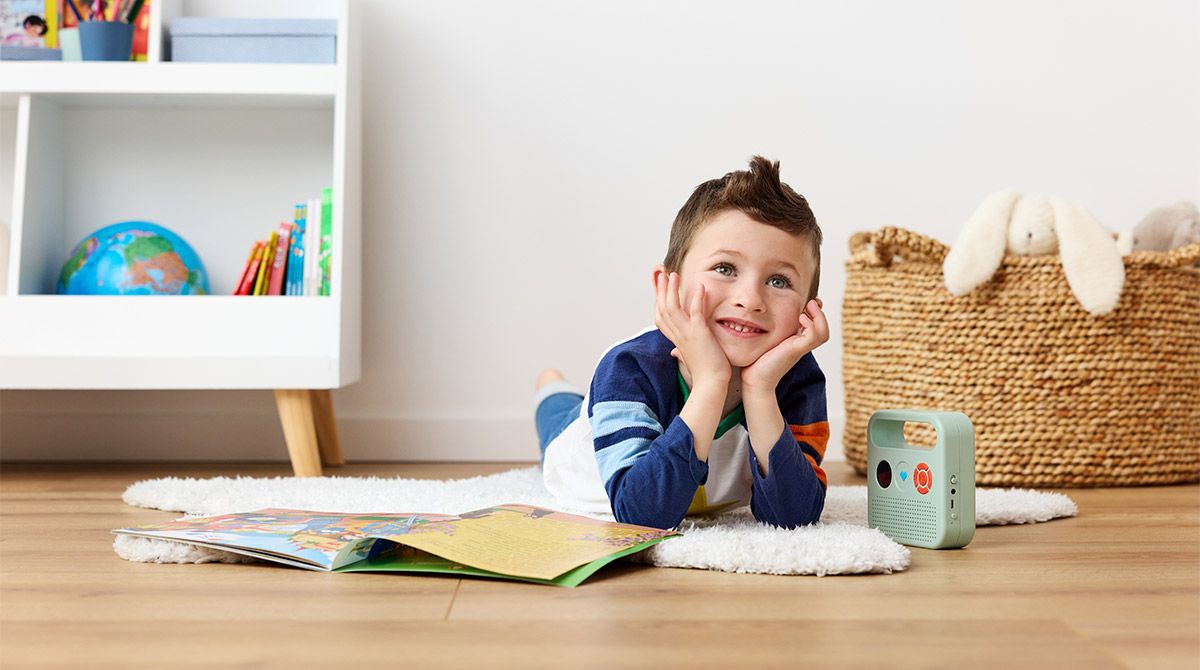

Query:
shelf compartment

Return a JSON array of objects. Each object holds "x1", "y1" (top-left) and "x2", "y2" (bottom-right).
[{"x1": 9, "y1": 94, "x2": 334, "y2": 296}]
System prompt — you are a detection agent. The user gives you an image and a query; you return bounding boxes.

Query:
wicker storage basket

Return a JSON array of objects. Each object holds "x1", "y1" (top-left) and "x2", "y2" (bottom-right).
[{"x1": 842, "y1": 227, "x2": 1200, "y2": 487}]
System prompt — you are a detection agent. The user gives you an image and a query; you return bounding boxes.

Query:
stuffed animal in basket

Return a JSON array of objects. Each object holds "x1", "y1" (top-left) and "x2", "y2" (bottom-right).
[
  {"x1": 1116, "y1": 201, "x2": 1200, "y2": 263},
  {"x1": 943, "y1": 189, "x2": 1125, "y2": 316}
]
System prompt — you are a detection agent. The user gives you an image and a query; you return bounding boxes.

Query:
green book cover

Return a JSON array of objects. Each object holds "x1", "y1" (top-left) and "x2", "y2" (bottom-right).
[{"x1": 319, "y1": 187, "x2": 333, "y2": 296}]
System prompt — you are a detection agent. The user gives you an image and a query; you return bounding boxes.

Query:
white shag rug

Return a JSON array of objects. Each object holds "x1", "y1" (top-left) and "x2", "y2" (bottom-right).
[{"x1": 115, "y1": 467, "x2": 1077, "y2": 577}]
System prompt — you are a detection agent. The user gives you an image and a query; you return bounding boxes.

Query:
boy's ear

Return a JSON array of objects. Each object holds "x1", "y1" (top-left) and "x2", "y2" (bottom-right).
[{"x1": 651, "y1": 265, "x2": 666, "y2": 288}]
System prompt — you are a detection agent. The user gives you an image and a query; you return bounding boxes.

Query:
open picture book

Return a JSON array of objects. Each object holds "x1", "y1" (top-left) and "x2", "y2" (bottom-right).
[{"x1": 114, "y1": 504, "x2": 680, "y2": 587}]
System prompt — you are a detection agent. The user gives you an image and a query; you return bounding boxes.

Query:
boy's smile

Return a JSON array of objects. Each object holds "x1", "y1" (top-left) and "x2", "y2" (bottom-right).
[
  {"x1": 717, "y1": 317, "x2": 767, "y2": 338},
  {"x1": 673, "y1": 209, "x2": 816, "y2": 367}
]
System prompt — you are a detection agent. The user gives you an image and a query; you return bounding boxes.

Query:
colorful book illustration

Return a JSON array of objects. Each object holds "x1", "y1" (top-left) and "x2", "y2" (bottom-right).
[
  {"x1": 266, "y1": 222, "x2": 292, "y2": 296},
  {"x1": 114, "y1": 505, "x2": 679, "y2": 587},
  {"x1": 1, "y1": 1, "x2": 55, "y2": 47}
]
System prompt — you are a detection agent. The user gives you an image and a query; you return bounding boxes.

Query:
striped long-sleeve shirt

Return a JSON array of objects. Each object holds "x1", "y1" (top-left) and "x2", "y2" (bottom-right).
[{"x1": 541, "y1": 327, "x2": 829, "y2": 530}]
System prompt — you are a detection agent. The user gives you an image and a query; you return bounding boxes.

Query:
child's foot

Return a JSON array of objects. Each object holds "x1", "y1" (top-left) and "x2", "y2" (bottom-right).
[{"x1": 535, "y1": 368, "x2": 566, "y2": 391}]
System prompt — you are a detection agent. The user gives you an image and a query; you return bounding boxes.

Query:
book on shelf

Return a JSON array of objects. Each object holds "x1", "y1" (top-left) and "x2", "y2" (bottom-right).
[
  {"x1": 1, "y1": 0, "x2": 55, "y2": 48},
  {"x1": 266, "y1": 222, "x2": 292, "y2": 296},
  {"x1": 235, "y1": 188, "x2": 333, "y2": 296},
  {"x1": 232, "y1": 241, "x2": 264, "y2": 296},
  {"x1": 114, "y1": 504, "x2": 680, "y2": 588},
  {"x1": 319, "y1": 187, "x2": 333, "y2": 296},
  {"x1": 303, "y1": 196, "x2": 320, "y2": 296},
  {"x1": 286, "y1": 203, "x2": 306, "y2": 296},
  {"x1": 252, "y1": 229, "x2": 276, "y2": 296}
]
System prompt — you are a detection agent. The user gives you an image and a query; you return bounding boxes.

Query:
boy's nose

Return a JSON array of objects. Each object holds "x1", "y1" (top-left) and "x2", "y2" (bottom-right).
[{"x1": 732, "y1": 283, "x2": 766, "y2": 312}]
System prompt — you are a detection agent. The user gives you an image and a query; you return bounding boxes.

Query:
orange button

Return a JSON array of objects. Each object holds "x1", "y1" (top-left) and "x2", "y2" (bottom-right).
[{"x1": 914, "y1": 462, "x2": 932, "y2": 495}]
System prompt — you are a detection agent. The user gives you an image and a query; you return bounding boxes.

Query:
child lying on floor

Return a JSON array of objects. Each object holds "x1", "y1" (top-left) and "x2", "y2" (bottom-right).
[{"x1": 534, "y1": 156, "x2": 830, "y2": 530}]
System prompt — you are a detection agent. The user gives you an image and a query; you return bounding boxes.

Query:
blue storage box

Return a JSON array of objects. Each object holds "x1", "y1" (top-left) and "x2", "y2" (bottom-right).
[
  {"x1": 170, "y1": 17, "x2": 337, "y2": 64},
  {"x1": 0, "y1": 45, "x2": 62, "y2": 61}
]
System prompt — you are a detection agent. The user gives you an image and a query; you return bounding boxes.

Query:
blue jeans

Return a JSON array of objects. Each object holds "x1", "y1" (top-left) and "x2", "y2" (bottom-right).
[{"x1": 534, "y1": 381, "x2": 583, "y2": 465}]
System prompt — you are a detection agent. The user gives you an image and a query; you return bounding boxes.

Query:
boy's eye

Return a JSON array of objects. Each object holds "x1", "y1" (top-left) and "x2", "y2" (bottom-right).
[{"x1": 768, "y1": 275, "x2": 793, "y2": 290}]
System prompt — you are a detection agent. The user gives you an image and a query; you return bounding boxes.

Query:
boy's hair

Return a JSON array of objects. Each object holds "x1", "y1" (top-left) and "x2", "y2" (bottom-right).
[{"x1": 663, "y1": 156, "x2": 822, "y2": 301}]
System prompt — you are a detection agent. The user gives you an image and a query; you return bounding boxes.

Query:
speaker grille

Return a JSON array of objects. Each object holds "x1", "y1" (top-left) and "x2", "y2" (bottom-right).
[{"x1": 870, "y1": 496, "x2": 937, "y2": 544}]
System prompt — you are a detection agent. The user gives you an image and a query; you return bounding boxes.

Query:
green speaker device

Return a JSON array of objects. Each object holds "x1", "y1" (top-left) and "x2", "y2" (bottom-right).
[{"x1": 867, "y1": 409, "x2": 975, "y2": 549}]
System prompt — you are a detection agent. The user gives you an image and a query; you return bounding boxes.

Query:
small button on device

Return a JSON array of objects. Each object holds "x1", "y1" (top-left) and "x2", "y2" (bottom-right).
[
  {"x1": 951, "y1": 513, "x2": 958, "y2": 520},
  {"x1": 950, "y1": 475, "x2": 958, "y2": 485},
  {"x1": 876, "y1": 459, "x2": 893, "y2": 489},
  {"x1": 914, "y1": 462, "x2": 932, "y2": 495}
]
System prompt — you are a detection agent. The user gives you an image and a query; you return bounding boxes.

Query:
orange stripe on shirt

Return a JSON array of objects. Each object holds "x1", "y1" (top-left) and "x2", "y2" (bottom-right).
[{"x1": 791, "y1": 421, "x2": 830, "y2": 487}]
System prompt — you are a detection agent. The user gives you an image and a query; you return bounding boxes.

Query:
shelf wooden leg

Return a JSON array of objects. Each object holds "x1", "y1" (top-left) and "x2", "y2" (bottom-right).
[
  {"x1": 310, "y1": 389, "x2": 345, "y2": 467},
  {"x1": 273, "y1": 389, "x2": 323, "y2": 477}
]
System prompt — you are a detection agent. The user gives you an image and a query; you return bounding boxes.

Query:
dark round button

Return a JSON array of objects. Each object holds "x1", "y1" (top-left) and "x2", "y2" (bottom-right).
[{"x1": 876, "y1": 459, "x2": 892, "y2": 488}]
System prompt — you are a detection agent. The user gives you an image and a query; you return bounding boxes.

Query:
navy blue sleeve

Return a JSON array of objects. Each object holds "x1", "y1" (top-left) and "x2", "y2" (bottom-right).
[
  {"x1": 748, "y1": 426, "x2": 827, "y2": 528},
  {"x1": 747, "y1": 354, "x2": 830, "y2": 528},
  {"x1": 604, "y1": 417, "x2": 708, "y2": 529},
  {"x1": 588, "y1": 341, "x2": 707, "y2": 530}
]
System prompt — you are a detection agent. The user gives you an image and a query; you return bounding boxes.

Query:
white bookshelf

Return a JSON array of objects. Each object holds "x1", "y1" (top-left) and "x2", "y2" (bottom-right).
[{"x1": 0, "y1": 0, "x2": 361, "y2": 475}]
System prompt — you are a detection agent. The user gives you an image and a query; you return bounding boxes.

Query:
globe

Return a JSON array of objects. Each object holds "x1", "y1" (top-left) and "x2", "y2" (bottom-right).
[{"x1": 57, "y1": 221, "x2": 210, "y2": 295}]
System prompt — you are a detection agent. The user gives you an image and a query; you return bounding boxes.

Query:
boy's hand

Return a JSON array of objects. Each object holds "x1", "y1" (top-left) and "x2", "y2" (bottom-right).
[
  {"x1": 740, "y1": 299, "x2": 829, "y2": 392},
  {"x1": 654, "y1": 268, "x2": 731, "y2": 387}
]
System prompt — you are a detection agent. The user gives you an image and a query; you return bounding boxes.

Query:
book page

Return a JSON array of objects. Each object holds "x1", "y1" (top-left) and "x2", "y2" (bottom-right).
[
  {"x1": 115, "y1": 509, "x2": 454, "y2": 570},
  {"x1": 377, "y1": 504, "x2": 678, "y2": 581},
  {"x1": 116, "y1": 505, "x2": 678, "y2": 582}
]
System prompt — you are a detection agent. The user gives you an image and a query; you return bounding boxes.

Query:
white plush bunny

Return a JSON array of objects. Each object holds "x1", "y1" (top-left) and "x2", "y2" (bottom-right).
[
  {"x1": 1116, "y1": 201, "x2": 1200, "y2": 257},
  {"x1": 943, "y1": 189, "x2": 1125, "y2": 316}
]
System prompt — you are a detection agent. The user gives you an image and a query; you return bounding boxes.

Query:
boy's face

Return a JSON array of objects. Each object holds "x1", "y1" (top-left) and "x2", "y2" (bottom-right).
[{"x1": 668, "y1": 209, "x2": 816, "y2": 368}]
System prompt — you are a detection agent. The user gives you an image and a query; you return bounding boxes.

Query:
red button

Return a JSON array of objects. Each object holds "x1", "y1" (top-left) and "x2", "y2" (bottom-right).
[{"x1": 914, "y1": 462, "x2": 932, "y2": 495}]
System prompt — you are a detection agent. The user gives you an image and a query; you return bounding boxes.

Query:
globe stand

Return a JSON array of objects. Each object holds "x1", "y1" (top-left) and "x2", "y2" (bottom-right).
[{"x1": 273, "y1": 389, "x2": 345, "y2": 477}]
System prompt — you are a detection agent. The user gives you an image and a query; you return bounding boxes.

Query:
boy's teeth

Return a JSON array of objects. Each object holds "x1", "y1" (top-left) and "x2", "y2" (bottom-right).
[{"x1": 724, "y1": 321, "x2": 760, "y2": 333}]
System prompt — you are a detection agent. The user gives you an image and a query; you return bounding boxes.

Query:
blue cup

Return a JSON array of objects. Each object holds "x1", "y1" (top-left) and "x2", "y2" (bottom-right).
[{"x1": 79, "y1": 22, "x2": 134, "y2": 61}]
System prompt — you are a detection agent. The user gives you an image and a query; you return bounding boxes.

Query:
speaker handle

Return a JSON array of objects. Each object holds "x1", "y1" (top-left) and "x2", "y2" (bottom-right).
[{"x1": 868, "y1": 409, "x2": 973, "y2": 451}]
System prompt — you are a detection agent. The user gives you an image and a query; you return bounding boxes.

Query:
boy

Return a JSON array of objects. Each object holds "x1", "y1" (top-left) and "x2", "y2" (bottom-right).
[{"x1": 535, "y1": 156, "x2": 830, "y2": 530}]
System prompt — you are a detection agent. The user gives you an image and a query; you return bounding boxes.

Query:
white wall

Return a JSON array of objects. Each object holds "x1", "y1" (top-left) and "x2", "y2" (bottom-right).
[{"x1": 3, "y1": 0, "x2": 1198, "y2": 463}]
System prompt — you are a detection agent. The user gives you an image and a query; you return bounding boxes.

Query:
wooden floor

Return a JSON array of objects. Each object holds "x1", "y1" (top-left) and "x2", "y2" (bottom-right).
[{"x1": 1, "y1": 460, "x2": 1197, "y2": 669}]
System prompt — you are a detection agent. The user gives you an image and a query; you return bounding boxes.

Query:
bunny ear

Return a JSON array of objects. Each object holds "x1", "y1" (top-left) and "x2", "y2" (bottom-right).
[
  {"x1": 943, "y1": 189, "x2": 1021, "y2": 295},
  {"x1": 1052, "y1": 198, "x2": 1125, "y2": 316}
]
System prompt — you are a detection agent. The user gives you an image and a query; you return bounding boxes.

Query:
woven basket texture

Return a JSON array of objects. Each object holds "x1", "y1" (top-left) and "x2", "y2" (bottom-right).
[{"x1": 843, "y1": 227, "x2": 1200, "y2": 487}]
